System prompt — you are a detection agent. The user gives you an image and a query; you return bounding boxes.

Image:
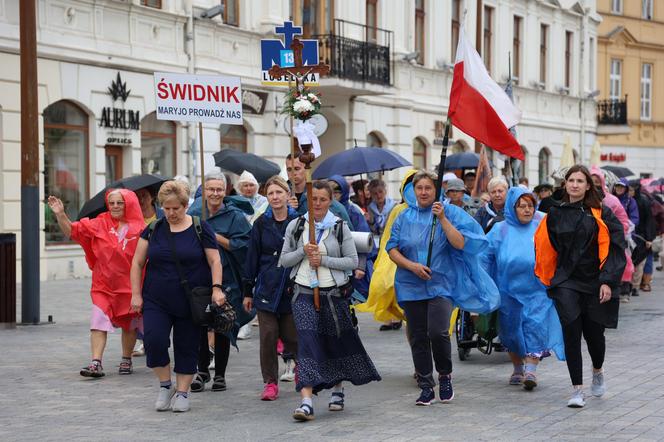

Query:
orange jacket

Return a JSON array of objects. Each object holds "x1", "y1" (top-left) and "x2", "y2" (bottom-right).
[{"x1": 534, "y1": 207, "x2": 610, "y2": 286}]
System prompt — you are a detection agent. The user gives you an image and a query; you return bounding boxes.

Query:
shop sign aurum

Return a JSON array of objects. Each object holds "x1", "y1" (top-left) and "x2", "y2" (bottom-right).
[{"x1": 100, "y1": 72, "x2": 141, "y2": 145}]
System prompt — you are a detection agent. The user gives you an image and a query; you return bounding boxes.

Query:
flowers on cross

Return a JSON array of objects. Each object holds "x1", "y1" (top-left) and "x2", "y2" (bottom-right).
[{"x1": 282, "y1": 87, "x2": 322, "y2": 121}]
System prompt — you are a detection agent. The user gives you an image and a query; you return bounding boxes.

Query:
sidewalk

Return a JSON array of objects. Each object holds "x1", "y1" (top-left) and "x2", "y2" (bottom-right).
[{"x1": 2, "y1": 276, "x2": 664, "y2": 441}]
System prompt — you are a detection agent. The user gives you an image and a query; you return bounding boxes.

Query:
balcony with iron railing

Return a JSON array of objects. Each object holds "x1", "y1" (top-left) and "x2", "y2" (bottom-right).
[
  {"x1": 597, "y1": 96, "x2": 628, "y2": 125},
  {"x1": 314, "y1": 19, "x2": 392, "y2": 87}
]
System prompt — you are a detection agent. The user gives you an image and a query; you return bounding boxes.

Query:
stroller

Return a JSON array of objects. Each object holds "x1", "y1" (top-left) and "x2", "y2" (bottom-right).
[{"x1": 453, "y1": 308, "x2": 503, "y2": 361}]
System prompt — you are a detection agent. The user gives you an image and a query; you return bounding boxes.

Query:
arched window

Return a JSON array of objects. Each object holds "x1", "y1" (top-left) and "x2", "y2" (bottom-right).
[
  {"x1": 44, "y1": 100, "x2": 89, "y2": 244},
  {"x1": 367, "y1": 131, "x2": 383, "y2": 148},
  {"x1": 412, "y1": 137, "x2": 428, "y2": 170},
  {"x1": 518, "y1": 145, "x2": 528, "y2": 179},
  {"x1": 451, "y1": 140, "x2": 468, "y2": 154},
  {"x1": 141, "y1": 112, "x2": 176, "y2": 177},
  {"x1": 538, "y1": 147, "x2": 551, "y2": 184},
  {"x1": 220, "y1": 124, "x2": 247, "y2": 152}
]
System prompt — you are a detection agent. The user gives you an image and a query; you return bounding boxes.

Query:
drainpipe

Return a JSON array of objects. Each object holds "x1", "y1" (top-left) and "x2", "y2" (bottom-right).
[
  {"x1": 184, "y1": 0, "x2": 196, "y2": 181},
  {"x1": 349, "y1": 95, "x2": 358, "y2": 149},
  {"x1": 579, "y1": 8, "x2": 587, "y2": 165}
]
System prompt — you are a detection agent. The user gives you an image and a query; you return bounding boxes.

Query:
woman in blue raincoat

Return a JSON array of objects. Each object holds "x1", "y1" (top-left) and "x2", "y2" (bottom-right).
[
  {"x1": 386, "y1": 170, "x2": 500, "y2": 406},
  {"x1": 482, "y1": 187, "x2": 565, "y2": 391}
]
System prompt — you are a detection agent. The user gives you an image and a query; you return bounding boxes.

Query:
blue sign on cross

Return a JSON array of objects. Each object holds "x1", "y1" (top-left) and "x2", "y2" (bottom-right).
[{"x1": 275, "y1": 22, "x2": 302, "y2": 49}]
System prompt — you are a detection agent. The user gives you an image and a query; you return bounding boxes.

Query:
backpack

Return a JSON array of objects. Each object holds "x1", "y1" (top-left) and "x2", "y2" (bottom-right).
[
  {"x1": 292, "y1": 216, "x2": 344, "y2": 246},
  {"x1": 147, "y1": 216, "x2": 203, "y2": 243}
]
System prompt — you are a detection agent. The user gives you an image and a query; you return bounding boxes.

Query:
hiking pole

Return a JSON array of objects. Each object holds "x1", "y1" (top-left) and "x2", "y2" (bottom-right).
[{"x1": 426, "y1": 118, "x2": 451, "y2": 267}]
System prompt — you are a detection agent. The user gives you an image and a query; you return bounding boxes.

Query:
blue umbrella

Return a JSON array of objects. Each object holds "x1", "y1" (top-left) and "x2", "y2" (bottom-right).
[
  {"x1": 312, "y1": 146, "x2": 411, "y2": 179},
  {"x1": 444, "y1": 152, "x2": 482, "y2": 170}
]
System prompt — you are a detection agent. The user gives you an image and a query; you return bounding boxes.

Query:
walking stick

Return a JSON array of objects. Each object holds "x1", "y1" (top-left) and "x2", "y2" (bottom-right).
[
  {"x1": 298, "y1": 143, "x2": 321, "y2": 311},
  {"x1": 426, "y1": 118, "x2": 451, "y2": 267}
]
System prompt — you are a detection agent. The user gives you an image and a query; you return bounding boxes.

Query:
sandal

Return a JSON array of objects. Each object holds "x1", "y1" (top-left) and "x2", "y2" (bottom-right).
[
  {"x1": 80, "y1": 360, "x2": 105, "y2": 378},
  {"x1": 211, "y1": 375, "x2": 227, "y2": 391},
  {"x1": 118, "y1": 359, "x2": 133, "y2": 375},
  {"x1": 293, "y1": 403, "x2": 315, "y2": 421},
  {"x1": 523, "y1": 372, "x2": 538, "y2": 391},
  {"x1": 641, "y1": 283, "x2": 652, "y2": 292},
  {"x1": 328, "y1": 389, "x2": 345, "y2": 411},
  {"x1": 190, "y1": 372, "x2": 210, "y2": 393},
  {"x1": 509, "y1": 372, "x2": 524, "y2": 385}
]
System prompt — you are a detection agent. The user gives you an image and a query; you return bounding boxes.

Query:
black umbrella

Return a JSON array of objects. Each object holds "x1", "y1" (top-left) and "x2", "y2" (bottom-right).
[
  {"x1": 601, "y1": 165, "x2": 634, "y2": 178},
  {"x1": 77, "y1": 174, "x2": 168, "y2": 220},
  {"x1": 213, "y1": 149, "x2": 281, "y2": 183}
]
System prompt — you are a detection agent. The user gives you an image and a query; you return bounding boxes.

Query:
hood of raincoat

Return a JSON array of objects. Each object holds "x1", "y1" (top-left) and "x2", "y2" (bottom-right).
[
  {"x1": 104, "y1": 188, "x2": 145, "y2": 227},
  {"x1": 328, "y1": 175, "x2": 351, "y2": 205},
  {"x1": 503, "y1": 187, "x2": 538, "y2": 227},
  {"x1": 590, "y1": 166, "x2": 608, "y2": 192},
  {"x1": 400, "y1": 169, "x2": 418, "y2": 207}
]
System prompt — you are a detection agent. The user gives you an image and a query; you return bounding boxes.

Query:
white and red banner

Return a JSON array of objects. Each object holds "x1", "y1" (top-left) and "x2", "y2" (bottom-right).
[
  {"x1": 448, "y1": 31, "x2": 524, "y2": 159},
  {"x1": 153, "y1": 72, "x2": 243, "y2": 124}
]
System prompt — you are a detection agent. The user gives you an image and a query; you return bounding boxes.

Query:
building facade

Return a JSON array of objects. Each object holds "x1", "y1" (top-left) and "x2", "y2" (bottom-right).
[
  {"x1": 596, "y1": 0, "x2": 664, "y2": 176},
  {"x1": 0, "y1": 0, "x2": 598, "y2": 280}
]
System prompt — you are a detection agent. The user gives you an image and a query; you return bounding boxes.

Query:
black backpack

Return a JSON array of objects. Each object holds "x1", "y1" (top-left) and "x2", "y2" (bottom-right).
[{"x1": 147, "y1": 216, "x2": 203, "y2": 243}]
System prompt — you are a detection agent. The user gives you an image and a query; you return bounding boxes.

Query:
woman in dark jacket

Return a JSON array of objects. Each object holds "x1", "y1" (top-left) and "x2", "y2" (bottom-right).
[
  {"x1": 243, "y1": 176, "x2": 299, "y2": 401},
  {"x1": 535, "y1": 165, "x2": 626, "y2": 409}
]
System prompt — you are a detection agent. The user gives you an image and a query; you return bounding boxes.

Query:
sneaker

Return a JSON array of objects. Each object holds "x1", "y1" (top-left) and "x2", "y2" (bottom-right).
[
  {"x1": 118, "y1": 359, "x2": 133, "y2": 375},
  {"x1": 237, "y1": 323, "x2": 252, "y2": 340},
  {"x1": 208, "y1": 349, "x2": 215, "y2": 370},
  {"x1": 132, "y1": 341, "x2": 145, "y2": 357},
  {"x1": 591, "y1": 371, "x2": 606, "y2": 397},
  {"x1": 276, "y1": 339, "x2": 284, "y2": 355},
  {"x1": 280, "y1": 360, "x2": 296, "y2": 382},
  {"x1": 211, "y1": 375, "x2": 227, "y2": 391},
  {"x1": 80, "y1": 360, "x2": 105, "y2": 378},
  {"x1": 523, "y1": 372, "x2": 537, "y2": 391},
  {"x1": 620, "y1": 295, "x2": 630, "y2": 303},
  {"x1": 631, "y1": 288, "x2": 640, "y2": 297},
  {"x1": 415, "y1": 387, "x2": 435, "y2": 406},
  {"x1": 190, "y1": 372, "x2": 210, "y2": 393},
  {"x1": 292, "y1": 403, "x2": 315, "y2": 421},
  {"x1": 155, "y1": 386, "x2": 175, "y2": 411},
  {"x1": 567, "y1": 388, "x2": 586, "y2": 408},
  {"x1": 171, "y1": 393, "x2": 190, "y2": 412},
  {"x1": 328, "y1": 389, "x2": 344, "y2": 411},
  {"x1": 261, "y1": 383, "x2": 279, "y2": 401},
  {"x1": 509, "y1": 371, "x2": 524, "y2": 385},
  {"x1": 439, "y1": 375, "x2": 454, "y2": 402}
]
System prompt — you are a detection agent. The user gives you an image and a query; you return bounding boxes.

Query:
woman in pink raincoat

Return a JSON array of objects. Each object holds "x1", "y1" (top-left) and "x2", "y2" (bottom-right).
[
  {"x1": 590, "y1": 167, "x2": 635, "y2": 302},
  {"x1": 47, "y1": 188, "x2": 145, "y2": 378}
]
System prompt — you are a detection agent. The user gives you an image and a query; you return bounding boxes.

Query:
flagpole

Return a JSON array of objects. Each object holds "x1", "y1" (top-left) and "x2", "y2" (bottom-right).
[{"x1": 426, "y1": 118, "x2": 451, "y2": 268}]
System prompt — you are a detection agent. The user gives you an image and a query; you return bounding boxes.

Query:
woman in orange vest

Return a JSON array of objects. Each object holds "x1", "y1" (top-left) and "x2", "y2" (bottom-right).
[{"x1": 535, "y1": 165, "x2": 626, "y2": 409}]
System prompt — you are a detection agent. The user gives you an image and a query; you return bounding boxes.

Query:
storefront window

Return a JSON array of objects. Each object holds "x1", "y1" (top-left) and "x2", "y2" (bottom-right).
[
  {"x1": 220, "y1": 124, "x2": 247, "y2": 152},
  {"x1": 43, "y1": 101, "x2": 89, "y2": 244},
  {"x1": 141, "y1": 112, "x2": 176, "y2": 177}
]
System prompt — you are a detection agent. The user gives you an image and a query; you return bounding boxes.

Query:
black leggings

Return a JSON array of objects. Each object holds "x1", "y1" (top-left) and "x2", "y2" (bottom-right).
[
  {"x1": 197, "y1": 329, "x2": 230, "y2": 377},
  {"x1": 562, "y1": 313, "x2": 605, "y2": 386}
]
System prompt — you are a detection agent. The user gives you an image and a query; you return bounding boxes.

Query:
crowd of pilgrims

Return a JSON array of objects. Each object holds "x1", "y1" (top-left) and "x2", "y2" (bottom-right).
[{"x1": 46, "y1": 154, "x2": 664, "y2": 418}]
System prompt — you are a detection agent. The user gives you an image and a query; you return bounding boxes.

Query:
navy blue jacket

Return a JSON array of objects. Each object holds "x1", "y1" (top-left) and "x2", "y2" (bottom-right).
[{"x1": 243, "y1": 207, "x2": 299, "y2": 313}]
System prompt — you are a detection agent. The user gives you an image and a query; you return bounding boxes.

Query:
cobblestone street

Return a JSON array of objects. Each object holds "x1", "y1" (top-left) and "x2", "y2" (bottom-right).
[{"x1": 2, "y1": 277, "x2": 664, "y2": 441}]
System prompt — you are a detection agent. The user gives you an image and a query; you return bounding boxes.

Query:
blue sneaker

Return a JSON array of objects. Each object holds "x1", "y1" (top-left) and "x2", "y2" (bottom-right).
[
  {"x1": 415, "y1": 387, "x2": 435, "y2": 406},
  {"x1": 439, "y1": 375, "x2": 454, "y2": 402}
]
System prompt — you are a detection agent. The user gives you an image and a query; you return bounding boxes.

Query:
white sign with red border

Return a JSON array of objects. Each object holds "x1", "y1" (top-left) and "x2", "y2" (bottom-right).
[{"x1": 153, "y1": 72, "x2": 243, "y2": 125}]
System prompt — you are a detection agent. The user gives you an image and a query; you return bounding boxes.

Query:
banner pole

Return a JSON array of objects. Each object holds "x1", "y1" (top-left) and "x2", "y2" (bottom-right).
[{"x1": 199, "y1": 122, "x2": 206, "y2": 220}]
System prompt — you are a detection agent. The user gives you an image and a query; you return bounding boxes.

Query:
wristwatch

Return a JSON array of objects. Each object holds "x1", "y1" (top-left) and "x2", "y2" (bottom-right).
[{"x1": 212, "y1": 284, "x2": 223, "y2": 290}]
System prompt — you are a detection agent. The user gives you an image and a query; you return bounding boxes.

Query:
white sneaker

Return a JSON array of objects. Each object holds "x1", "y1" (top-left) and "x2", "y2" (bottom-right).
[
  {"x1": 171, "y1": 393, "x2": 190, "y2": 412},
  {"x1": 237, "y1": 323, "x2": 252, "y2": 340},
  {"x1": 155, "y1": 387, "x2": 175, "y2": 411},
  {"x1": 132, "y1": 340, "x2": 145, "y2": 357},
  {"x1": 591, "y1": 371, "x2": 606, "y2": 397},
  {"x1": 207, "y1": 348, "x2": 215, "y2": 370},
  {"x1": 280, "y1": 360, "x2": 296, "y2": 382},
  {"x1": 567, "y1": 388, "x2": 586, "y2": 408}
]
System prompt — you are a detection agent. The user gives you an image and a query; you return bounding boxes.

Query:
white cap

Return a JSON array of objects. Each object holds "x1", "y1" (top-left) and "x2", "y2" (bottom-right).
[
  {"x1": 442, "y1": 172, "x2": 458, "y2": 182},
  {"x1": 238, "y1": 170, "x2": 258, "y2": 186}
]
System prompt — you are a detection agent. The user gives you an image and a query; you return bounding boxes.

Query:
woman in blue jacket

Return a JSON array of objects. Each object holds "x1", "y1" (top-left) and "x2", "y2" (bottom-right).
[
  {"x1": 482, "y1": 187, "x2": 565, "y2": 391},
  {"x1": 386, "y1": 170, "x2": 500, "y2": 406},
  {"x1": 243, "y1": 176, "x2": 299, "y2": 401}
]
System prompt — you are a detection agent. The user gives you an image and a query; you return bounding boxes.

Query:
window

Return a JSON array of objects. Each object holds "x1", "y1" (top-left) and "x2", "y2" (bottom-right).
[
  {"x1": 609, "y1": 59, "x2": 622, "y2": 100},
  {"x1": 540, "y1": 24, "x2": 548, "y2": 85},
  {"x1": 43, "y1": 101, "x2": 89, "y2": 244},
  {"x1": 483, "y1": 6, "x2": 493, "y2": 74},
  {"x1": 538, "y1": 148, "x2": 551, "y2": 184},
  {"x1": 565, "y1": 31, "x2": 573, "y2": 89},
  {"x1": 367, "y1": 131, "x2": 383, "y2": 148},
  {"x1": 220, "y1": 124, "x2": 247, "y2": 152},
  {"x1": 589, "y1": 37, "x2": 596, "y2": 90},
  {"x1": 451, "y1": 0, "x2": 461, "y2": 61},
  {"x1": 412, "y1": 137, "x2": 427, "y2": 170},
  {"x1": 290, "y1": 0, "x2": 335, "y2": 37},
  {"x1": 141, "y1": 112, "x2": 176, "y2": 177},
  {"x1": 140, "y1": 0, "x2": 161, "y2": 8},
  {"x1": 641, "y1": 63, "x2": 653, "y2": 120},
  {"x1": 611, "y1": 0, "x2": 622, "y2": 14},
  {"x1": 642, "y1": 0, "x2": 653, "y2": 20},
  {"x1": 415, "y1": 0, "x2": 425, "y2": 65},
  {"x1": 512, "y1": 16, "x2": 522, "y2": 82},
  {"x1": 223, "y1": 0, "x2": 239, "y2": 26},
  {"x1": 366, "y1": 0, "x2": 378, "y2": 42}
]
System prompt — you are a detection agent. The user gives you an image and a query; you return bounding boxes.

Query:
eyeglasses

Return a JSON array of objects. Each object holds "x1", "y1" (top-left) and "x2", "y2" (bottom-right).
[
  {"x1": 206, "y1": 187, "x2": 225, "y2": 194},
  {"x1": 108, "y1": 201, "x2": 125, "y2": 207}
]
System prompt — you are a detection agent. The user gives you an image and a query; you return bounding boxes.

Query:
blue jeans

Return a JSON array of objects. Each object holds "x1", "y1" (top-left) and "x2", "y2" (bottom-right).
[{"x1": 644, "y1": 252, "x2": 654, "y2": 274}]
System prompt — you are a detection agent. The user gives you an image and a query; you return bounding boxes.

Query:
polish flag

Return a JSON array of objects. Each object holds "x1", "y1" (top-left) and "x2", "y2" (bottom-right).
[{"x1": 449, "y1": 30, "x2": 524, "y2": 160}]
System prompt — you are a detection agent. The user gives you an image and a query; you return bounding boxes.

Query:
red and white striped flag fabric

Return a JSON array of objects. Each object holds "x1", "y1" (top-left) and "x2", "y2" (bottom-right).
[{"x1": 448, "y1": 30, "x2": 524, "y2": 160}]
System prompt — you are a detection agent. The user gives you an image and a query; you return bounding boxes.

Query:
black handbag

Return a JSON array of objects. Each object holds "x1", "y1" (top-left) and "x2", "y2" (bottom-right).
[
  {"x1": 337, "y1": 279, "x2": 354, "y2": 299},
  {"x1": 165, "y1": 224, "x2": 212, "y2": 326}
]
